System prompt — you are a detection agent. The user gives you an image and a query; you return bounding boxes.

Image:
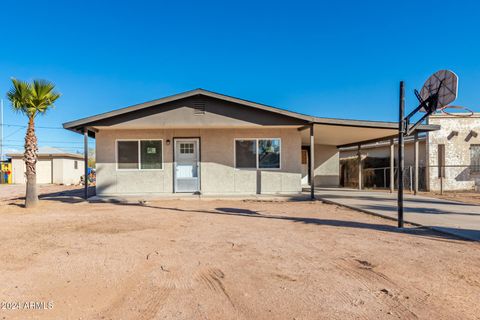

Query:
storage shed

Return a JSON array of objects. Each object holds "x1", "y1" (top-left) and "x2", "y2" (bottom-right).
[{"x1": 7, "y1": 147, "x2": 84, "y2": 185}]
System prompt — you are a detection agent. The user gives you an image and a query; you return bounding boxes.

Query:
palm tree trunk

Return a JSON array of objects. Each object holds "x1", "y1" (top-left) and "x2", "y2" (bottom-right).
[{"x1": 24, "y1": 116, "x2": 38, "y2": 208}]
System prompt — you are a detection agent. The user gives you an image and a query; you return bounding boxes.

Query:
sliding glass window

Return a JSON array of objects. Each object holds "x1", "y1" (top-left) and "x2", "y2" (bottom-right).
[
  {"x1": 117, "y1": 140, "x2": 163, "y2": 170},
  {"x1": 235, "y1": 138, "x2": 280, "y2": 169}
]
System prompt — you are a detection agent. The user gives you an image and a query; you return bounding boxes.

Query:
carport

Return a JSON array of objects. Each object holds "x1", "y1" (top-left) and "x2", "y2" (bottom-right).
[{"x1": 299, "y1": 118, "x2": 439, "y2": 199}]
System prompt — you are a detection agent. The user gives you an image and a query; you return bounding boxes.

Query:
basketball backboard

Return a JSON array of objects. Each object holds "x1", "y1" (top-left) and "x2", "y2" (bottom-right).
[{"x1": 419, "y1": 70, "x2": 458, "y2": 112}]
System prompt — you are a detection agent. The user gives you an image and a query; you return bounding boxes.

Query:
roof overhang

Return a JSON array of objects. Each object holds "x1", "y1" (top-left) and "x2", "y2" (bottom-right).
[
  {"x1": 63, "y1": 88, "x2": 440, "y2": 145},
  {"x1": 63, "y1": 88, "x2": 315, "y2": 137},
  {"x1": 300, "y1": 121, "x2": 438, "y2": 147}
]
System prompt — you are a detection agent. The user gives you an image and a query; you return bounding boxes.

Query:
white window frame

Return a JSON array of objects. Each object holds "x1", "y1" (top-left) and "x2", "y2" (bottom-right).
[
  {"x1": 234, "y1": 138, "x2": 281, "y2": 170},
  {"x1": 116, "y1": 139, "x2": 164, "y2": 171}
]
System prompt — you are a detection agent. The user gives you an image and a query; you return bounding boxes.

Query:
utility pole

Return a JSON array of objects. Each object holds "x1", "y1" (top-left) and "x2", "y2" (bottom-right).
[{"x1": 0, "y1": 99, "x2": 4, "y2": 162}]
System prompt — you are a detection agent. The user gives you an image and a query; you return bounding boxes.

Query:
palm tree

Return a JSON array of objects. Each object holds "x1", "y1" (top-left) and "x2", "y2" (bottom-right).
[{"x1": 7, "y1": 79, "x2": 60, "y2": 208}]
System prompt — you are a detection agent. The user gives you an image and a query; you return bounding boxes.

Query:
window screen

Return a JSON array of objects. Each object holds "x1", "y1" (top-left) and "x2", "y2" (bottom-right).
[
  {"x1": 117, "y1": 141, "x2": 139, "y2": 169},
  {"x1": 74, "y1": 160, "x2": 78, "y2": 169},
  {"x1": 471, "y1": 145, "x2": 480, "y2": 173},
  {"x1": 235, "y1": 140, "x2": 257, "y2": 168},
  {"x1": 141, "y1": 140, "x2": 162, "y2": 169},
  {"x1": 438, "y1": 144, "x2": 445, "y2": 178},
  {"x1": 258, "y1": 139, "x2": 280, "y2": 169}
]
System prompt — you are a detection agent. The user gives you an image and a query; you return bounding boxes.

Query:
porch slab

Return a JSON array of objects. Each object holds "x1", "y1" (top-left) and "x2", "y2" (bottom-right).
[
  {"x1": 88, "y1": 193, "x2": 310, "y2": 204},
  {"x1": 316, "y1": 188, "x2": 480, "y2": 241}
]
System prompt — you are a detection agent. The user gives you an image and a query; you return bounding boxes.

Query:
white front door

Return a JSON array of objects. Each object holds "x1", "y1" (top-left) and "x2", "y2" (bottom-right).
[{"x1": 174, "y1": 139, "x2": 200, "y2": 193}]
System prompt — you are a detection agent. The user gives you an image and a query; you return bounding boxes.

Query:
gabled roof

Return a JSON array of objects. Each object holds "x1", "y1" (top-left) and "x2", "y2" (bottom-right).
[
  {"x1": 63, "y1": 88, "x2": 315, "y2": 131},
  {"x1": 63, "y1": 88, "x2": 440, "y2": 135},
  {"x1": 7, "y1": 147, "x2": 83, "y2": 159}
]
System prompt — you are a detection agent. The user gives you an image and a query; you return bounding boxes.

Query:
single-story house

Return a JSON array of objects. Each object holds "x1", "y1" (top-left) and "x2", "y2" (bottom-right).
[
  {"x1": 63, "y1": 88, "x2": 438, "y2": 198},
  {"x1": 7, "y1": 147, "x2": 84, "y2": 185}
]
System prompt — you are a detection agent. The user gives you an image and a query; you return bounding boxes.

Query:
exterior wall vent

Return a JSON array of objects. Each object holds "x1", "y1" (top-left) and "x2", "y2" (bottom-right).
[{"x1": 193, "y1": 102, "x2": 206, "y2": 115}]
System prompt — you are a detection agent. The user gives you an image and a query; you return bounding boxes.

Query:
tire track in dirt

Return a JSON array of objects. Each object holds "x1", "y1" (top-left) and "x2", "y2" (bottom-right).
[
  {"x1": 196, "y1": 267, "x2": 236, "y2": 309},
  {"x1": 332, "y1": 257, "x2": 419, "y2": 320},
  {"x1": 97, "y1": 264, "x2": 173, "y2": 320}
]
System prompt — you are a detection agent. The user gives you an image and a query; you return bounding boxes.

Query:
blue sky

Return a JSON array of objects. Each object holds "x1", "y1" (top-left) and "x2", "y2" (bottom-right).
[{"x1": 0, "y1": 0, "x2": 479, "y2": 155}]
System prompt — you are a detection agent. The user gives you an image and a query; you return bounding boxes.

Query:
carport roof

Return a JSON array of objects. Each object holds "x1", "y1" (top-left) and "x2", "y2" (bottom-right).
[{"x1": 63, "y1": 88, "x2": 439, "y2": 146}]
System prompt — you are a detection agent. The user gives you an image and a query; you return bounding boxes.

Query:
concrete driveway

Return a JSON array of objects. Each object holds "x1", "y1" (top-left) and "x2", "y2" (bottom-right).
[{"x1": 316, "y1": 188, "x2": 480, "y2": 241}]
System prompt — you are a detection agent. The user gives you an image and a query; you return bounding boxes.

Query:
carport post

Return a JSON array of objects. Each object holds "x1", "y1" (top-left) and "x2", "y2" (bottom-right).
[
  {"x1": 310, "y1": 124, "x2": 315, "y2": 200},
  {"x1": 84, "y1": 127, "x2": 88, "y2": 200},
  {"x1": 390, "y1": 138, "x2": 395, "y2": 193},
  {"x1": 357, "y1": 145, "x2": 362, "y2": 190},
  {"x1": 414, "y1": 132, "x2": 419, "y2": 195}
]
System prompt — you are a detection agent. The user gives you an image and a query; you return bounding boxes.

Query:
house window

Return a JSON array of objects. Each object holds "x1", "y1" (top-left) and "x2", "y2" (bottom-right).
[
  {"x1": 117, "y1": 141, "x2": 139, "y2": 169},
  {"x1": 470, "y1": 144, "x2": 480, "y2": 173},
  {"x1": 258, "y1": 139, "x2": 280, "y2": 169},
  {"x1": 438, "y1": 144, "x2": 445, "y2": 178},
  {"x1": 117, "y1": 140, "x2": 163, "y2": 170},
  {"x1": 141, "y1": 140, "x2": 163, "y2": 169},
  {"x1": 180, "y1": 143, "x2": 194, "y2": 154},
  {"x1": 74, "y1": 160, "x2": 78, "y2": 169},
  {"x1": 235, "y1": 138, "x2": 281, "y2": 169},
  {"x1": 235, "y1": 140, "x2": 257, "y2": 168}
]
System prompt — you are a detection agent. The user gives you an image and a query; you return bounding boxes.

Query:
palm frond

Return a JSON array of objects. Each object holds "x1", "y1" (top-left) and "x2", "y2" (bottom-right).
[
  {"x1": 6, "y1": 78, "x2": 60, "y2": 117},
  {"x1": 6, "y1": 78, "x2": 32, "y2": 114},
  {"x1": 30, "y1": 79, "x2": 60, "y2": 115}
]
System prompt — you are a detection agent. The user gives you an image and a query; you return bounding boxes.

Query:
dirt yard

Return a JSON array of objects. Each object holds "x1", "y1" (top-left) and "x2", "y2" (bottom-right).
[{"x1": 0, "y1": 186, "x2": 479, "y2": 320}]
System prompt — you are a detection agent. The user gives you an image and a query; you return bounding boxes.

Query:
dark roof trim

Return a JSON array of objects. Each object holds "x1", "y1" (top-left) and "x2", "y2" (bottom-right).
[
  {"x1": 63, "y1": 88, "x2": 440, "y2": 134},
  {"x1": 63, "y1": 88, "x2": 315, "y2": 131}
]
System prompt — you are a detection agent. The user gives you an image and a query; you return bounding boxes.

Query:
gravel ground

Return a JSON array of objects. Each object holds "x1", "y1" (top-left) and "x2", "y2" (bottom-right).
[{"x1": 0, "y1": 185, "x2": 479, "y2": 319}]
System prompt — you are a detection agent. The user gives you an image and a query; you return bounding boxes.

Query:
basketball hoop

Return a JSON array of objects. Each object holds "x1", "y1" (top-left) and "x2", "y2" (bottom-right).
[
  {"x1": 438, "y1": 105, "x2": 474, "y2": 117},
  {"x1": 397, "y1": 69, "x2": 459, "y2": 229}
]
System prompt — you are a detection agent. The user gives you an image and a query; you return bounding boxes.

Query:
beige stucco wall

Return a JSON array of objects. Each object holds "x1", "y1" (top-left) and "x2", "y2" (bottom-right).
[
  {"x1": 427, "y1": 115, "x2": 480, "y2": 191},
  {"x1": 314, "y1": 144, "x2": 339, "y2": 187},
  {"x1": 95, "y1": 128, "x2": 303, "y2": 196}
]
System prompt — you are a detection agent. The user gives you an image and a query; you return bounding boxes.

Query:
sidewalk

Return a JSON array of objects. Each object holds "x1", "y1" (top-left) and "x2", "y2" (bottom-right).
[{"x1": 316, "y1": 188, "x2": 480, "y2": 241}]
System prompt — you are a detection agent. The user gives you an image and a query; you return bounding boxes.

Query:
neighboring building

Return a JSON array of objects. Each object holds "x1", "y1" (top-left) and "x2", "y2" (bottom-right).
[
  {"x1": 339, "y1": 113, "x2": 480, "y2": 191},
  {"x1": 427, "y1": 113, "x2": 480, "y2": 191},
  {"x1": 7, "y1": 147, "x2": 84, "y2": 185},
  {"x1": 63, "y1": 89, "x2": 437, "y2": 197}
]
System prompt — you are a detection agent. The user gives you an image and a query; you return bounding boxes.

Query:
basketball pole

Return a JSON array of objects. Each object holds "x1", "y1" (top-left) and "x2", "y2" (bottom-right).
[{"x1": 397, "y1": 81, "x2": 405, "y2": 228}]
